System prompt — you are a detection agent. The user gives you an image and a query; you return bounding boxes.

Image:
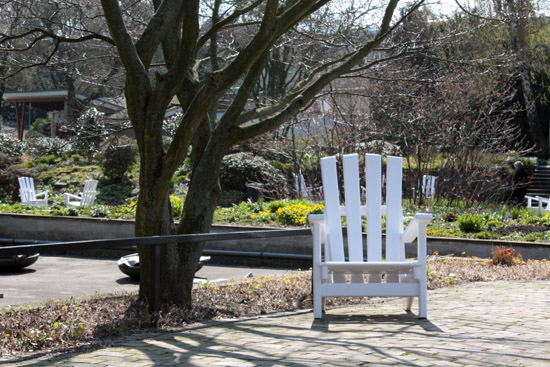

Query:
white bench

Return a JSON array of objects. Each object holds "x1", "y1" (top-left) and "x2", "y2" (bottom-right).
[
  {"x1": 309, "y1": 153, "x2": 432, "y2": 319},
  {"x1": 525, "y1": 195, "x2": 550, "y2": 212}
]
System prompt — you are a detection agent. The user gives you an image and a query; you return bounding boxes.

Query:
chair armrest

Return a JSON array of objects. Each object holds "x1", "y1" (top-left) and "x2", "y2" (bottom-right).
[
  {"x1": 309, "y1": 214, "x2": 326, "y2": 264},
  {"x1": 308, "y1": 214, "x2": 325, "y2": 226},
  {"x1": 63, "y1": 193, "x2": 82, "y2": 200},
  {"x1": 401, "y1": 213, "x2": 432, "y2": 264},
  {"x1": 401, "y1": 213, "x2": 432, "y2": 244},
  {"x1": 35, "y1": 190, "x2": 49, "y2": 199}
]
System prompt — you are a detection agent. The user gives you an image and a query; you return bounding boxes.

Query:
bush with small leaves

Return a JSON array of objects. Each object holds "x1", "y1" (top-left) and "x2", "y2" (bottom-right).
[
  {"x1": 90, "y1": 205, "x2": 110, "y2": 218},
  {"x1": 101, "y1": 139, "x2": 137, "y2": 182},
  {"x1": 29, "y1": 118, "x2": 52, "y2": 137},
  {"x1": 0, "y1": 133, "x2": 25, "y2": 156},
  {"x1": 457, "y1": 214, "x2": 484, "y2": 233},
  {"x1": 73, "y1": 108, "x2": 108, "y2": 156},
  {"x1": 169, "y1": 195, "x2": 184, "y2": 218},
  {"x1": 25, "y1": 137, "x2": 71, "y2": 158},
  {"x1": 0, "y1": 153, "x2": 35, "y2": 202},
  {"x1": 220, "y1": 152, "x2": 289, "y2": 199}
]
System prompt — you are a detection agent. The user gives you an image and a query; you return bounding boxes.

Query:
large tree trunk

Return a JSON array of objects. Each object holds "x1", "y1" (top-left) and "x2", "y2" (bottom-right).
[
  {"x1": 172, "y1": 142, "x2": 226, "y2": 307},
  {"x1": 135, "y1": 113, "x2": 226, "y2": 307},
  {"x1": 131, "y1": 97, "x2": 184, "y2": 305}
]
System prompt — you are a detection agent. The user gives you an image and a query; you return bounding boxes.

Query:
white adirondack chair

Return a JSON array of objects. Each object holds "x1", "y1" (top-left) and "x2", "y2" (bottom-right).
[
  {"x1": 309, "y1": 153, "x2": 432, "y2": 319},
  {"x1": 64, "y1": 179, "x2": 98, "y2": 207},
  {"x1": 18, "y1": 177, "x2": 49, "y2": 206},
  {"x1": 422, "y1": 175, "x2": 437, "y2": 199}
]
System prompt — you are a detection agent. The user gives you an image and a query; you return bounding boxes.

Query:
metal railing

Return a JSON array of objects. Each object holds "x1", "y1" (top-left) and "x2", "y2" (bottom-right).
[{"x1": 0, "y1": 228, "x2": 312, "y2": 312}]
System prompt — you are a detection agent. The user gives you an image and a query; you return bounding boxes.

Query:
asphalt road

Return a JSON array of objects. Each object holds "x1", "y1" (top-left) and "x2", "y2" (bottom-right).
[{"x1": 0, "y1": 255, "x2": 294, "y2": 307}]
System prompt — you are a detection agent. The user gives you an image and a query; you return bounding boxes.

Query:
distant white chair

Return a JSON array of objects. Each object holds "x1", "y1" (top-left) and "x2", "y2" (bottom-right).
[
  {"x1": 294, "y1": 171, "x2": 312, "y2": 199},
  {"x1": 309, "y1": 153, "x2": 432, "y2": 319},
  {"x1": 525, "y1": 195, "x2": 550, "y2": 212},
  {"x1": 64, "y1": 179, "x2": 98, "y2": 207},
  {"x1": 18, "y1": 177, "x2": 49, "y2": 206},
  {"x1": 422, "y1": 175, "x2": 437, "y2": 199}
]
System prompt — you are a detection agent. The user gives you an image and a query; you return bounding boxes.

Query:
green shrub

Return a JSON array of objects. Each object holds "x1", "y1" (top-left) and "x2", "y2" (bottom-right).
[
  {"x1": 101, "y1": 139, "x2": 137, "y2": 182},
  {"x1": 0, "y1": 153, "x2": 35, "y2": 202},
  {"x1": 268, "y1": 200, "x2": 288, "y2": 213},
  {"x1": 97, "y1": 180, "x2": 133, "y2": 205},
  {"x1": 457, "y1": 214, "x2": 484, "y2": 233},
  {"x1": 169, "y1": 195, "x2": 184, "y2": 218},
  {"x1": 29, "y1": 118, "x2": 52, "y2": 137},
  {"x1": 38, "y1": 155, "x2": 58, "y2": 165},
  {"x1": 485, "y1": 219, "x2": 505, "y2": 229},
  {"x1": 510, "y1": 206, "x2": 520, "y2": 220},
  {"x1": 474, "y1": 231, "x2": 499, "y2": 240},
  {"x1": 89, "y1": 205, "x2": 110, "y2": 218},
  {"x1": 73, "y1": 108, "x2": 107, "y2": 156},
  {"x1": 232, "y1": 199, "x2": 266, "y2": 214},
  {"x1": 51, "y1": 206, "x2": 79, "y2": 216},
  {"x1": 219, "y1": 152, "x2": 289, "y2": 199}
]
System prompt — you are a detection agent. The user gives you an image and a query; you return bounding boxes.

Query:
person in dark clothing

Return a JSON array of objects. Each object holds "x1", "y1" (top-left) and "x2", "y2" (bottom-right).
[{"x1": 511, "y1": 161, "x2": 530, "y2": 205}]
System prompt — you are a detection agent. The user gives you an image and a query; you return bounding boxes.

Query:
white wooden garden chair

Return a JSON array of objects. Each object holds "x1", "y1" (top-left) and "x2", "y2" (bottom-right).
[
  {"x1": 309, "y1": 153, "x2": 432, "y2": 319},
  {"x1": 18, "y1": 177, "x2": 49, "y2": 206},
  {"x1": 422, "y1": 175, "x2": 437, "y2": 199},
  {"x1": 525, "y1": 195, "x2": 550, "y2": 212},
  {"x1": 64, "y1": 179, "x2": 98, "y2": 207}
]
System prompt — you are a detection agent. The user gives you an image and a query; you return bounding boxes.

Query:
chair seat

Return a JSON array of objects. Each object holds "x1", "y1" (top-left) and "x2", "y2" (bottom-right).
[
  {"x1": 323, "y1": 261, "x2": 422, "y2": 272},
  {"x1": 317, "y1": 282, "x2": 421, "y2": 297},
  {"x1": 29, "y1": 199, "x2": 48, "y2": 206}
]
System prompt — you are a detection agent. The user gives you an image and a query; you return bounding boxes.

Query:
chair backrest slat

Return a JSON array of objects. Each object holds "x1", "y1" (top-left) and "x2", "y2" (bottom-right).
[
  {"x1": 320, "y1": 156, "x2": 345, "y2": 262},
  {"x1": 81, "y1": 180, "x2": 98, "y2": 205},
  {"x1": 365, "y1": 154, "x2": 382, "y2": 262},
  {"x1": 19, "y1": 177, "x2": 36, "y2": 202},
  {"x1": 320, "y1": 154, "x2": 406, "y2": 265},
  {"x1": 386, "y1": 156, "x2": 404, "y2": 262},
  {"x1": 342, "y1": 154, "x2": 363, "y2": 262}
]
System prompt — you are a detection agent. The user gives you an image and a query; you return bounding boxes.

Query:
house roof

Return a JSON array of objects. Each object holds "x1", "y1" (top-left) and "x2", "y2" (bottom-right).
[
  {"x1": 3, "y1": 89, "x2": 87, "y2": 112},
  {"x1": 3, "y1": 90, "x2": 124, "y2": 115}
]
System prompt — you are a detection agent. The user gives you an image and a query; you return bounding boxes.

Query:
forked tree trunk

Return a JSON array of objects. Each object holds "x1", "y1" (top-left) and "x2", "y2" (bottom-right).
[{"x1": 136, "y1": 127, "x2": 226, "y2": 308}]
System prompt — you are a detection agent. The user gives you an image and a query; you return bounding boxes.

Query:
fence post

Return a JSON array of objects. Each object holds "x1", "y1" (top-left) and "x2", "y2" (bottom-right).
[{"x1": 149, "y1": 244, "x2": 160, "y2": 313}]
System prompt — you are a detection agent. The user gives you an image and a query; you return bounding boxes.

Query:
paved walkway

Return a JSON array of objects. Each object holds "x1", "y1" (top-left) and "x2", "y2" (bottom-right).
[
  {"x1": 0, "y1": 255, "x2": 292, "y2": 307},
  {"x1": 3, "y1": 280, "x2": 550, "y2": 366}
]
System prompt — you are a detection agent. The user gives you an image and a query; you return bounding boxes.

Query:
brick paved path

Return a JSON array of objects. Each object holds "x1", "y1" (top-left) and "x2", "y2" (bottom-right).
[{"x1": 4, "y1": 281, "x2": 550, "y2": 366}]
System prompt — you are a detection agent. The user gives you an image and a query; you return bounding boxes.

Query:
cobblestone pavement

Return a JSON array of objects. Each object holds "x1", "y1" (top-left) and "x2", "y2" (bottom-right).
[{"x1": 4, "y1": 280, "x2": 550, "y2": 366}]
